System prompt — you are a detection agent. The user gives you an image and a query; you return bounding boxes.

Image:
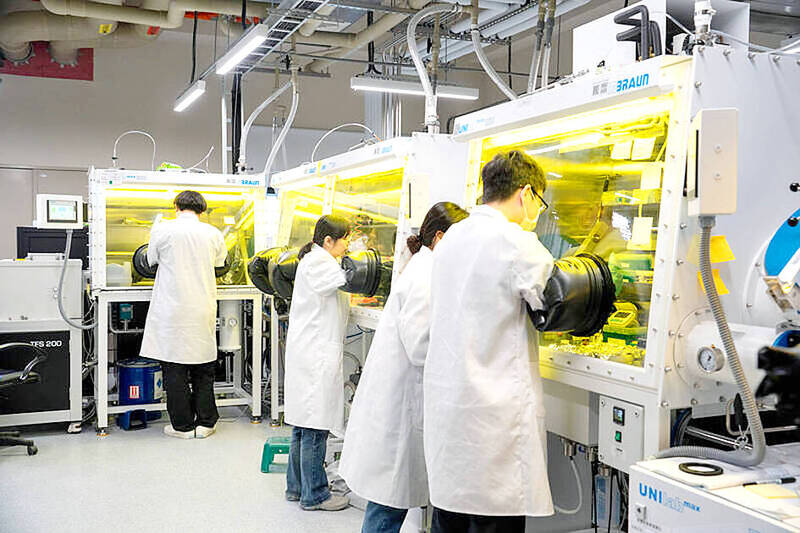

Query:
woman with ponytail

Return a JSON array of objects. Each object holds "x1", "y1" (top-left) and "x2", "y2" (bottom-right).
[
  {"x1": 339, "y1": 202, "x2": 469, "y2": 532},
  {"x1": 284, "y1": 215, "x2": 353, "y2": 512}
]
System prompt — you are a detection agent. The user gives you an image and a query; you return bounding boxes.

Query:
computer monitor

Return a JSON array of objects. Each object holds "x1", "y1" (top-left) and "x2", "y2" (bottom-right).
[
  {"x1": 35, "y1": 194, "x2": 84, "y2": 230},
  {"x1": 16, "y1": 227, "x2": 89, "y2": 270}
]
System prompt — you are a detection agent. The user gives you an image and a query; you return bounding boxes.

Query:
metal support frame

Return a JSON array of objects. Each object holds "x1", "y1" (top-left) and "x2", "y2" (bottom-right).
[
  {"x1": 269, "y1": 296, "x2": 284, "y2": 425},
  {"x1": 94, "y1": 288, "x2": 262, "y2": 432},
  {"x1": 282, "y1": 51, "x2": 530, "y2": 77}
]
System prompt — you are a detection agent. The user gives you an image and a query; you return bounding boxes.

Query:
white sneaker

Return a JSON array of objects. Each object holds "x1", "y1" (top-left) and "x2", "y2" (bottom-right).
[
  {"x1": 164, "y1": 424, "x2": 195, "y2": 439},
  {"x1": 195, "y1": 424, "x2": 217, "y2": 439},
  {"x1": 301, "y1": 494, "x2": 350, "y2": 511}
]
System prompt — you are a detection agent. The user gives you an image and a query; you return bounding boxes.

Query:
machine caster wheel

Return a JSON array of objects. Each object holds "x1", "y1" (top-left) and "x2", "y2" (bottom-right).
[
  {"x1": 96, "y1": 427, "x2": 109, "y2": 437},
  {"x1": 67, "y1": 423, "x2": 82, "y2": 434},
  {"x1": 270, "y1": 419, "x2": 281, "y2": 428},
  {"x1": 250, "y1": 416, "x2": 263, "y2": 424},
  {"x1": 27, "y1": 445, "x2": 38, "y2": 456}
]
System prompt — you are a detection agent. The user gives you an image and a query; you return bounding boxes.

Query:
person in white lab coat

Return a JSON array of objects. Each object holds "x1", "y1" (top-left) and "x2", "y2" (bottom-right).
[
  {"x1": 139, "y1": 191, "x2": 227, "y2": 440},
  {"x1": 284, "y1": 215, "x2": 352, "y2": 512},
  {"x1": 339, "y1": 202, "x2": 470, "y2": 533},
  {"x1": 424, "y1": 150, "x2": 555, "y2": 533}
]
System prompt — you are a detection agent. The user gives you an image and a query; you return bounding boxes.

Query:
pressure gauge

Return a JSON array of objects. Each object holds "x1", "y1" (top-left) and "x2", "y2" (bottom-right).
[{"x1": 697, "y1": 346, "x2": 725, "y2": 373}]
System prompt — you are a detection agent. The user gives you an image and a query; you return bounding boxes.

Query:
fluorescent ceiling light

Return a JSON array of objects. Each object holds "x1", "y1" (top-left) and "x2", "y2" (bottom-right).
[
  {"x1": 173, "y1": 79, "x2": 206, "y2": 112},
  {"x1": 215, "y1": 24, "x2": 270, "y2": 75},
  {"x1": 350, "y1": 76, "x2": 479, "y2": 101}
]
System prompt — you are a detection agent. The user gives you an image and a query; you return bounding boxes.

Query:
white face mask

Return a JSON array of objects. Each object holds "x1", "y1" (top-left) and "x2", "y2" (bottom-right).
[{"x1": 519, "y1": 190, "x2": 541, "y2": 232}]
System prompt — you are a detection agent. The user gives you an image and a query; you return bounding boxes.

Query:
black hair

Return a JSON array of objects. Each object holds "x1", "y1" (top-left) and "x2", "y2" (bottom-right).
[
  {"x1": 299, "y1": 215, "x2": 352, "y2": 259},
  {"x1": 480, "y1": 150, "x2": 546, "y2": 204},
  {"x1": 174, "y1": 190, "x2": 207, "y2": 214},
  {"x1": 407, "y1": 202, "x2": 469, "y2": 254}
]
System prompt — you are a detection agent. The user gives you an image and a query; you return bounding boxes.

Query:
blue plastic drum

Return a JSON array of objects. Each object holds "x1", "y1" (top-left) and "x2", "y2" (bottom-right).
[{"x1": 118, "y1": 358, "x2": 163, "y2": 406}]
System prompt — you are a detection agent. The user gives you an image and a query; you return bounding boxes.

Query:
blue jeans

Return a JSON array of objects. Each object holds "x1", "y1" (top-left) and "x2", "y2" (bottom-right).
[
  {"x1": 286, "y1": 426, "x2": 331, "y2": 507},
  {"x1": 361, "y1": 501, "x2": 408, "y2": 533}
]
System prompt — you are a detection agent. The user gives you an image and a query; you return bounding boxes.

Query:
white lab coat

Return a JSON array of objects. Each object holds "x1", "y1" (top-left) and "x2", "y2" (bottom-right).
[
  {"x1": 140, "y1": 212, "x2": 227, "y2": 365},
  {"x1": 339, "y1": 246, "x2": 433, "y2": 509},
  {"x1": 424, "y1": 205, "x2": 555, "y2": 517},
  {"x1": 283, "y1": 244, "x2": 349, "y2": 437}
]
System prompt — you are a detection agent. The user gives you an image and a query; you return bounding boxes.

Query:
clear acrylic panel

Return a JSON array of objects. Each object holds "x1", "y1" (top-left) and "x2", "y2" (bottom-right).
[
  {"x1": 478, "y1": 96, "x2": 673, "y2": 367},
  {"x1": 277, "y1": 182, "x2": 328, "y2": 249},
  {"x1": 331, "y1": 167, "x2": 404, "y2": 309},
  {"x1": 103, "y1": 186, "x2": 258, "y2": 287}
]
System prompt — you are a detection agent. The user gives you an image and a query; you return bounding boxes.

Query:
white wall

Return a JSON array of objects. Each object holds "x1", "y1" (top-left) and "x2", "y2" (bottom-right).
[
  {"x1": 244, "y1": 126, "x2": 366, "y2": 175},
  {"x1": 0, "y1": 168, "x2": 87, "y2": 258},
  {"x1": 0, "y1": 27, "x2": 484, "y2": 173}
]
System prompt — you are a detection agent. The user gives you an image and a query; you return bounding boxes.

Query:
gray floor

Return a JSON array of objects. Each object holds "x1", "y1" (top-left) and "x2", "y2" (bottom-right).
[{"x1": 0, "y1": 408, "x2": 365, "y2": 533}]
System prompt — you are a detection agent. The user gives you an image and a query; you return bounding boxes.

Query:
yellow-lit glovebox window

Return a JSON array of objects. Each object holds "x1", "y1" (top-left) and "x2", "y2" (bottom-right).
[
  {"x1": 103, "y1": 185, "x2": 259, "y2": 287},
  {"x1": 476, "y1": 94, "x2": 675, "y2": 368},
  {"x1": 331, "y1": 165, "x2": 404, "y2": 310}
]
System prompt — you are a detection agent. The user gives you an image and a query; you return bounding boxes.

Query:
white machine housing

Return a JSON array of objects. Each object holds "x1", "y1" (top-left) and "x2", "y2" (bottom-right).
[
  {"x1": 86, "y1": 168, "x2": 268, "y2": 430},
  {"x1": 630, "y1": 445, "x2": 800, "y2": 532},
  {"x1": 0, "y1": 256, "x2": 83, "y2": 426},
  {"x1": 453, "y1": 48, "x2": 800, "y2": 467}
]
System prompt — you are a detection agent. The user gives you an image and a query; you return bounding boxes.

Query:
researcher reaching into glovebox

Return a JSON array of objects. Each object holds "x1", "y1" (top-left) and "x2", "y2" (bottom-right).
[
  {"x1": 139, "y1": 190, "x2": 227, "y2": 440},
  {"x1": 424, "y1": 150, "x2": 555, "y2": 533}
]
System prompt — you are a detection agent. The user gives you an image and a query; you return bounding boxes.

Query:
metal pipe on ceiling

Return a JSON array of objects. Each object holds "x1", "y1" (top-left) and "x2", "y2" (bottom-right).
[
  {"x1": 0, "y1": 10, "x2": 121, "y2": 62},
  {"x1": 38, "y1": 0, "x2": 269, "y2": 29},
  {"x1": 303, "y1": 0, "x2": 436, "y2": 73}
]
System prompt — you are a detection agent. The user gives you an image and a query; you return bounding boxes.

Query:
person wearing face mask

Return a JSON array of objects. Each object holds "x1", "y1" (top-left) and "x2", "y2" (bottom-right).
[
  {"x1": 284, "y1": 215, "x2": 352, "y2": 512},
  {"x1": 424, "y1": 150, "x2": 555, "y2": 533},
  {"x1": 339, "y1": 202, "x2": 469, "y2": 533}
]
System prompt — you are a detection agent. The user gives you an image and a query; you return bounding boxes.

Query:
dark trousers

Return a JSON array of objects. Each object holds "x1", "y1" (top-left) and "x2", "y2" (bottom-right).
[
  {"x1": 362, "y1": 501, "x2": 409, "y2": 533},
  {"x1": 161, "y1": 361, "x2": 219, "y2": 432},
  {"x1": 286, "y1": 426, "x2": 331, "y2": 507},
  {"x1": 431, "y1": 507, "x2": 525, "y2": 533}
]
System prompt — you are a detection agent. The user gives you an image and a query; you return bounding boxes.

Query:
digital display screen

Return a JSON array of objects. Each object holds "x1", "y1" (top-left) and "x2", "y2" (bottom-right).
[
  {"x1": 613, "y1": 406, "x2": 625, "y2": 426},
  {"x1": 47, "y1": 200, "x2": 78, "y2": 223}
]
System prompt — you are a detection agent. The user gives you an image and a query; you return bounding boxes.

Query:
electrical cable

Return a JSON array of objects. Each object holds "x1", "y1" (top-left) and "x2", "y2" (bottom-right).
[
  {"x1": 592, "y1": 455, "x2": 598, "y2": 533},
  {"x1": 111, "y1": 130, "x2": 156, "y2": 170},
  {"x1": 58, "y1": 229, "x2": 95, "y2": 330},
  {"x1": 554, "y1": 457, "x2": 583, "y2": 515},
  {"x1": 663, "y1": 13, "x2": 795, "y2": 56},
  {"x1": 673, "y1": 409, "x2": 693, "y2": 446},
  {"x1": 607, "y1": 469, "x2": 614, "y2": 533},
  {"x1": 310, "y1": 123, "x2": 381, "y2": 163},
  {"x1": 343, "y1": 351, "x2": 362, "y2": 370},
  {"x1": 188, "y1": 145, "x2": 214, "y2": 171},
  {"x1": 191, "y1": 11, "x2": 198, "y2": 83},
  {"x1": 238, "y1": 80, "x2": 292, "y2": 170},
  {"x1": 262, "y1": 70, "x2": 299, "y2": 182}
]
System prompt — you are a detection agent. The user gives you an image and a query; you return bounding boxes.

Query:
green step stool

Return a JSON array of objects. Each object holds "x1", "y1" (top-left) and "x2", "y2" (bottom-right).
[{"x1": 261, "y1": 436, "x2": 292, "y2": 473}]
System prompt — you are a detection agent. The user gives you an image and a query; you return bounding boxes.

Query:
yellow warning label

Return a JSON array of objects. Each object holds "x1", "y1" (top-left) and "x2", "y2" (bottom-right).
[
  {"x1": 698, "y1": 269, "x2": 730, "y2": 296},
  {"x1": 99, "y1": 23, "x2": 113, "y2": 35},
  {"x1": 709, "y1": 235, "x2": 736, "y2": 263}
]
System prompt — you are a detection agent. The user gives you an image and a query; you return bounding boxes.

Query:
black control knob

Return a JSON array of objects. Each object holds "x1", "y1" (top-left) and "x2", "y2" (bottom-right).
[
  {"x1": 788, "y1": 217, "x2": 799, "y2": 227},
  {"x1": 790, "y1": 182, "x2": 800, "y2": 192}
]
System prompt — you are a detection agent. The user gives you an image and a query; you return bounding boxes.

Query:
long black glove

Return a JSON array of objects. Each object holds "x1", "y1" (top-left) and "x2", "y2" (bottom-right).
[
  {"x1": 341, "y1": 249, "x2": 382, "y2": 296},
  {"x1": 134, "y1": 244, "x2": 233, "y2": 280},
  {"x1": 132, "y1": 244, "x2": 158, "y2": 279},
  {"x1": 528, "y1": 253, "x2": 616, "y2": 337},
  {"x1": 269, "y1": 248, "x2": 300, "y2": 300},
  {"x1": 248, "y1": 247, "x2": 288, "y2": 296}
]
